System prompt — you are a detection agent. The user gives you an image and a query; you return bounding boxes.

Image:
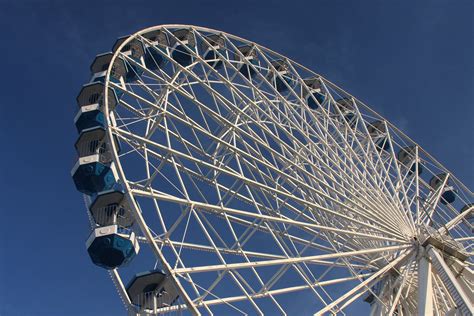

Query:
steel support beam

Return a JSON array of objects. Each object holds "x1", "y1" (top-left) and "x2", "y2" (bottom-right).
[
  {"x1": 427, "y1": 246, "x2": 474, "y2": 315},
  {"x1": 418, "y1": 252, "x2": 433, "y2": 316}
]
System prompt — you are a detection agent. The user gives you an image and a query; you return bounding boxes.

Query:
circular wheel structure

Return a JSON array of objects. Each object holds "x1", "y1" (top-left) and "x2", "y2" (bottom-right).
[{"x1": 72, "y1": 25, "x2": 473, "y2": 315}]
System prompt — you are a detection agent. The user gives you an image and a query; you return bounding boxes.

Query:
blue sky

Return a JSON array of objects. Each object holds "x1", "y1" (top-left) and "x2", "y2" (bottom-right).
[{"x1": 0, "y1": 1, "x2": 472, "y2": 315}]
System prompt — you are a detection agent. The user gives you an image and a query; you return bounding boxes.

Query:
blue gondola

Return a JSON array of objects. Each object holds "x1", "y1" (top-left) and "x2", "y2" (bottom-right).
[
  {"x1": 202, "y1": 34, "x2": 225, "y2": 69},
  {"x1": 336, "y1": 98, "x2": 357, "y2": 127},
  {"x1": 142, "y1": 30, "x2": 169, "y2": 70},
  {"x1": 172, "y1": 44, "x2": 193, "y2": 67},
  {"x1": 144, "y1": 47, "x2": 164, "y2": 70},
  {"x1": 269, "y1": 60, "x2": 294, "y2": 93},
  {"x1": 86, "y1": 225, "x2": 139, "y2": 269},
  {"x1": 123, "y1": 61, "x2": 143, "y2": 82},
  {"x1": 71, "y1": 155, "x2": 117, "y2": 195},
  {"x1": 397, "y1": 146, "x2": 423, "y2": 176},
  {"x1": 112, "y1": 35, "x2": 132, "y2": 53},
  {"x1": 75, "y1": 125, "x2": 121, "y2": 156},
  {"x1": 275, "y1": 75, "x2": 291, "y2": 93},
  {"x1": 429, "y1": 173, "x2": 456, "y2": 205},
  {"x1": 204, "y1": 49, "x2": 223, "y2": 68},
  {"x1": 89, "y1": 52, "x2": 128, "y2": 84},
  {"x1": 240, "y1": 59, "x2": 258, "y2": 79},
  {"x1": 74, "y1": 127, "x2": 109, "y2": 157},
  {"x1": 367, "y1": 120, "x2": 390, "y2": 152},
  {"x1": 111, "y1": 39, "x2": 146, "y2": 82},
  {"x1": 171, "y1": 29, "x2": 195, "y2": 67},
  {"x1": 74, "y1": 104, "x2": 105, "y2": 133},
  {"x1": 236, "y1": 45, "x2": 259, "y2": 80},
  {"x1": 307, "y1": 92, "x2": 325, "y2": 110},
  {"x1": 303, "y1": 77, "x2": 325, "y2": 110}
]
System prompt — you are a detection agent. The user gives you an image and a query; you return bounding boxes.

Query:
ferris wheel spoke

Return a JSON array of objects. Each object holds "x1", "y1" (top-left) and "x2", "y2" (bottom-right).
[
  {"x1": 312, "y1": 87, "x2": 404, "y2": 214},
  {"x1": 159, "y1": 42, "x2": 404, "y2": 217},
  {"x1": 224, "y1": 161, "x2": 334, "y2": 306},
  {"x1": 161, "y1": 272, "x2": 369, "y2": 313},
  {"x1": 383, "y1": 254, "x2": 416, "y2": 315},
  {"x1": 291, "y1": 73, "x2": 404, "y2": 217},
  {"x1": 432, "y1": 273, "x2": 451, "y2": 315},
  {"x1": 314, "y1": 249, "x2": 411, "y2": 315},
  {"x1": 208, "y1": 171, "x2": 293, "y2": 312},
  {"x1": 419, "y1": 174, "x2": 451, "y2": 226},
  {"x1": 189, "y1": 209, "x2": 266, "y2": 315},
  {"x1": 439, "y1": 205, "x2": 473, "y2": 234},
  {"x1": 197, "y1": 119, "x2": 404, "y2": 238},
  {"x1": 148, "y1": 239, "x2": 374, "y2": 270},
  {"x1": 140, "y1": 144, "x2": 392, "y2": 256},
  {"x1": 114, "y1": 124, "x2": 409, "y2": 242},
  {"x1": 152, "y1": 150, "x2": 286, "y2": 311},
  {"x1": 120, "y1": 61, "x2": 410, "y2": 235},
  {"x1": 130, "y1": 188, "x2": 409, "y2": 246},
  {"x1": 128, "y1": 156, "x2": 366, "y2": 257},
  {"x1": 170, "y1": 245, "x2": 410, "y2": 275},
  {"x1": 252, "y1": 94, "x2": 396, "y2": 216},
  {"x1": 262, "y1": 229, "x2": 368, "y2": 303}
]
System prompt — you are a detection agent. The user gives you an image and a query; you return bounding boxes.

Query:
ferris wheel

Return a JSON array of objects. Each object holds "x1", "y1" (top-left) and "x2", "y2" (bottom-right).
[{"x1": 71, "y1": 25, "x2": 473, "y2": 315}]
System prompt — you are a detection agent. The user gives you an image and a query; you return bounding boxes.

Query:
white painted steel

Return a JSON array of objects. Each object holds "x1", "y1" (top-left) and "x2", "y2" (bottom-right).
[{"x1": 77, "y1": 25, "x2": 474, "y2": 315}]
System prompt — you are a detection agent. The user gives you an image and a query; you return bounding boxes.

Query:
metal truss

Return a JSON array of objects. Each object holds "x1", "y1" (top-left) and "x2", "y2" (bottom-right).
[{"x1": 89, "y1": 25, "x2": 473, "y2": 315}]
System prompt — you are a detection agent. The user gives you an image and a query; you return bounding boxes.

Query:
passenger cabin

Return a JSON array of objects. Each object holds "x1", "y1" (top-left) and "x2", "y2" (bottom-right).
[
  {"x1": 303, "y1": 77, "x2": 325, "y2": 110},
  {"x1": 142, "y1": 30, "x2": 168, "y2": 70},
  {"x1": 71, "y1": 154, "x2": 118, "y2": 195},
  {"x1": 430, "y1": 173, "x2": 456, "y2": 205},
  {"x1": 171, "y1": 29, "x2": 196, "y2": 67},
  {"x1": 236, "y1": 44, "x2": 258, "y2": 79},
  {"x1": 89, "y1": 190, "x2": 134, "y2": 227},
  {"x1": 268, "y1": 59, "x2": 294, "y2": 93},
  {"x1": 74, "y1": 127, "x2": 108, "y2": 158},
  {"x1": 142, "y1": 30, "x2": 169, "y2": 46},
  {"x1": 397, "y1": 146, "x2": 422, "y2": 176},
  {"x1": 367, "y1": 120, "x2": 390, "y2": 152},
  {"x1": 335, "y1": 98, "x2": 357, "y2": 127},
  {"x1": 89, "y1": 52, "x2": 126, "y2": 84},
  {"x1": 125, "y1": 40, "x2": 146, "y2": 81},
  {"x1": 76, "y1": 82, "x2": 119, "y2": 110},
  {"x1": 74, "y1": 103, "x2": 105, "y2": 133},
  {"x1": 111, "y1": 36, "x2": 146, "y2": 82},
  {"x1": 202, "y1": 34, "x2": 225, "y2": 69},
  {"x1": 127, "y1": 270, "x2": 179, "y2": 311},
  {"x1": 112, "y1": 35, "x2": 132, "y2": 53},
  {"x1": 86, "y1": 225, "x2": 139, "y2": 269}
]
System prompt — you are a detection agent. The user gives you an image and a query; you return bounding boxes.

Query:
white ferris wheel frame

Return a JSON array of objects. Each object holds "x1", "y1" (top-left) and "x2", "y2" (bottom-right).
[{"x1": 90, "y1": 24, "x2": 474, "y2": 315}]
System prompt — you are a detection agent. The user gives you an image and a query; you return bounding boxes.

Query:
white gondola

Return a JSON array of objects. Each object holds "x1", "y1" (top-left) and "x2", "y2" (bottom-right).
[
  {"x1": 89, "y1": 190, "x2": 134, "y2": 227},
  {"x1": 127, "y1": 270, "x2": 180, "y2": 312}
]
